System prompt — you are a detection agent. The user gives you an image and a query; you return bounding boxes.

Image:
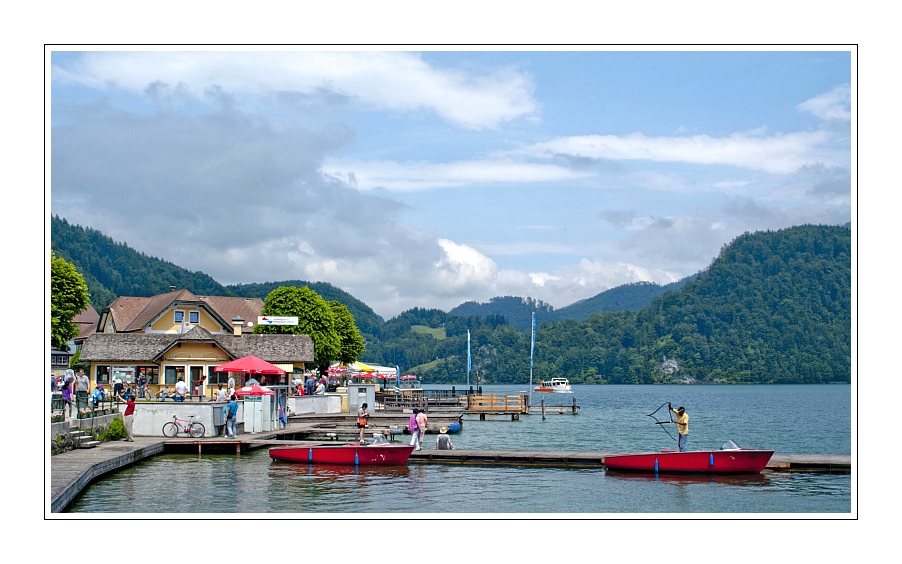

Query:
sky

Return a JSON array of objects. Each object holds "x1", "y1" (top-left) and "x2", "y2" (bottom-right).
[{"x1": 49, "y1": 49, "x2": 852, "y2": 319}]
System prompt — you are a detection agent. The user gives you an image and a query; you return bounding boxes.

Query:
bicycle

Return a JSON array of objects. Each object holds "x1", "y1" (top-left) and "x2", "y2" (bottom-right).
[
  {"x1": 162, "y1": 414, "x2": 205, "y2": 438},
  {"x1": 137, "y1": 385, "x2": 155, "y2": 401}
]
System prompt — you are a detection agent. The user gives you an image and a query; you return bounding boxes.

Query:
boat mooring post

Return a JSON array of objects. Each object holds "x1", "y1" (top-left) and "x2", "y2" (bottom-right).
[
  {"x1": 541, "y1": 399, "x2": 546, "y2": 420},
  {"x1": 573, "y1": 397, "x2": 577, "y2": 415}
]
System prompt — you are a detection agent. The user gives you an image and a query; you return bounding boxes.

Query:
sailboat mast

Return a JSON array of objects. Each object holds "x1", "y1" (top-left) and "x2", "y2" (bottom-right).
[{"x1": 529, "y1": 312, "x2": 535, "y2": 404}]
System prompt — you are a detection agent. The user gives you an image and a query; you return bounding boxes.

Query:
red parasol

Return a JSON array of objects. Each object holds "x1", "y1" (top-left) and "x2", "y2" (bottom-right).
[
  {"x1": 214, "y1": 355, "x2": 286, "y2": 375},
  {"x1": 234, "y1": 385, "x2": 276, "y2": 397}
]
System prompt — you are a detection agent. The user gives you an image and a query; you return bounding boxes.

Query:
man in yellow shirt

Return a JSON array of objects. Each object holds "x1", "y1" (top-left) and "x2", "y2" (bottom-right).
[{"x1": 669, "y1": 403, "x2": 689, "y2": 451}]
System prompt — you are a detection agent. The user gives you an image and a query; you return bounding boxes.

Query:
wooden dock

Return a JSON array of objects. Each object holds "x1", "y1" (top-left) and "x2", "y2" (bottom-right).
[{"x1": 49, "y1": 422, "x2": 851, "y2": 513}]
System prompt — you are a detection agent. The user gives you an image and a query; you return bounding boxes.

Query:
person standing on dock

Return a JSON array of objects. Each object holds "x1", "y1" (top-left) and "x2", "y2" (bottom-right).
[
  {"x1": 409, "y1": 409, "x2": 421, "y2": 450},
  {"x1": 435, "y1": 427, "x2": 454, "y2": 450},
  {"x1": 416, "y1": 409, "x2": 428, "y2": 451},
  {"x1": 216, "y1": 384, "x2": 228, "y2": 402},
  {"x1": 357, "y1": 402, "x2": 369, "y2": 443},
  {"x1": 225, "y1": 394, "x2": 238, "y2": 438},
  {"x1": 122, "y1": 393, "x2": 135, "y2": 442},
  {"x1": 669, "y1": 404, "x2": 689, "y2": 451}
]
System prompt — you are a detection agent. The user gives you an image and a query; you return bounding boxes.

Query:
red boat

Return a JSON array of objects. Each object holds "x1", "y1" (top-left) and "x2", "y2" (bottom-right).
[
  {"x1": 269, "y1": 443, "x2": 415, "y2": 466},
  {"x1": 604, "y1": 448, "x2": 774, "y2": 474}
]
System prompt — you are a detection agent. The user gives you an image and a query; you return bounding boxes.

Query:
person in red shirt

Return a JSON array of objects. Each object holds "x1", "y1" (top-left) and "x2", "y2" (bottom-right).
[{"x1": 122, "y1": 395, "x2": 136, "y2": 442}]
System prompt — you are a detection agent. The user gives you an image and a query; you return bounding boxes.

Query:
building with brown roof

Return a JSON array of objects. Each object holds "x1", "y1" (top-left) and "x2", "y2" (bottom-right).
[{"x1": 80, "y1": 287, "x2": 313, "y2": 397}]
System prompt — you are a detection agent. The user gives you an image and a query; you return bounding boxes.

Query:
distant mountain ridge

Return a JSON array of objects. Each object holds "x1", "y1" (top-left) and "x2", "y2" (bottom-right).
[{"x1": 52, "y1": 215, "x2": 692, "y2": 329}]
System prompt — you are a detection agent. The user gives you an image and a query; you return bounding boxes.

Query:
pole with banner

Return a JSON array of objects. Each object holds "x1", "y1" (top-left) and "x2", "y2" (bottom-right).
[
  {"x1": 467, "y1": 329, "x2": 471, "y2": 389},
  {"x1": 529, "y1": 312, "x2": 536, "y2": 405},
  {"x1": 395, "y1": 365, "x2": 400, "y2": 395}
]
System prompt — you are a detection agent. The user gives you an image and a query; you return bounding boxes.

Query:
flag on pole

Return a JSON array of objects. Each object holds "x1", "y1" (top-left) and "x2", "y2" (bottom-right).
[{"x1": 467, "y1": 329, "x2": 471, "y2": 387}]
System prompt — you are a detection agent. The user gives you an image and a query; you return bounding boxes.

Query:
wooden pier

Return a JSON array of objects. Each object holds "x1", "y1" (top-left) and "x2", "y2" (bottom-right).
[{"x1": 50, "y1": 425, "x2": 852, "y2": 513}]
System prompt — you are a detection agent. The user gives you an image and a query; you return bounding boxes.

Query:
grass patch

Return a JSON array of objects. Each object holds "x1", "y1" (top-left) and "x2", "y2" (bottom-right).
[
  {"x1": 408, "y1": 359, "x2": 441, "y2": 371},
  {"x1": 411, "y1": 325, "x2": 446, "y2": 340}
]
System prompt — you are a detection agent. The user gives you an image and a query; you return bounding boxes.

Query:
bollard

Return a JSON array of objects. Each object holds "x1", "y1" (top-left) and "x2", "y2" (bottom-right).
[{"x1": 541, "y1": 399, "x2": 546, "y2": 420}]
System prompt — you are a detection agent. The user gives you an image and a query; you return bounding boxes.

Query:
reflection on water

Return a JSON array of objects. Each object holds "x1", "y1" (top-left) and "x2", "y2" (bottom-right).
[
  {"x1": 65, "y1": 450, "x2": 850, "y2": 514},
  {"x1": 604, "y1": 470, "x2": 771, "y2": 487},
  {"x1": 64, "y1": 385, "x2": 851, "y2": 514}
]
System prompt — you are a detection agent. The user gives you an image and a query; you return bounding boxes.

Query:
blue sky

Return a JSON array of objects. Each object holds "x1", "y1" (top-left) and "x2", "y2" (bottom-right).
[{"x1": 50, "y1": 49, "x2": 851, "y2": 318}]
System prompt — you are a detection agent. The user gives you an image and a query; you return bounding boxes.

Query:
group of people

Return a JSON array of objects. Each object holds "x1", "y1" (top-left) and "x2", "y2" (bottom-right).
[
  {"x1": 55, "y1": 369, "x2": 91, "y2": 418},
  {"x1": 405, "y1": 409, "x2": 454, "y2": 451},
  {"x1": 296, "y1": 374, "x2": 328, "y2": 396}
]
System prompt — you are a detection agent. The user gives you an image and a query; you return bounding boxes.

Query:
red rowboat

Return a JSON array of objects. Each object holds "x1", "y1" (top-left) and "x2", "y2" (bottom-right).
[
  {"x1": 604, "y1": 448, "x2": 774, "y2": 474},
  {"x1": 269, "y1": 443, "x2": 415, "y2": 466}
]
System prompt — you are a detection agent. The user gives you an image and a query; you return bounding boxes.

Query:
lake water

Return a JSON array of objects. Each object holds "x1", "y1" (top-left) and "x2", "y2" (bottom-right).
[{"x1": 64, "y1": 384, "x2": 853, "y2": 514}]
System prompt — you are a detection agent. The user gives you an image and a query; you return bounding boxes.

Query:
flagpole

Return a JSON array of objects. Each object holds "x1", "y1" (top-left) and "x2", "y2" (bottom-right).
[
  {"x1": 529, "y1": 312, "x2": 535, "y2": 406},
  {"x1": 467, "y1": 329, "x2": 471, "y2": 389}
]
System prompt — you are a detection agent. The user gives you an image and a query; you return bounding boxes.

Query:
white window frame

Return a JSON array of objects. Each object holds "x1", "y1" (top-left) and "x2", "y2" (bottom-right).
[
  {"x1": 189, "y1": 310, "x2": 199, "y2": 324},
  {"x1": 174, "y1": 310, "x2": 184, "y2": 323}
]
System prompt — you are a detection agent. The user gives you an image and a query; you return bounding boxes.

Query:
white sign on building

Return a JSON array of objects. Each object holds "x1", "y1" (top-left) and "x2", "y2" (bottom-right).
[{"x1": 257, "y1": 316, "x2": 299, "y2": 326}]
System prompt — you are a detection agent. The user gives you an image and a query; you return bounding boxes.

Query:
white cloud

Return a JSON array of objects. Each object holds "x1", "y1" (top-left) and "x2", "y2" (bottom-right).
[
  {"x1": 434, "y1": 239, "x2": 499, "y2": 290},
  {"x1": 522, "y1": 130, "x2": 839, "y2": 174},
  {"x1": 321, "y1": 158, "x2": 592, "y2": 191},
  {"x1": 797, "y1": 84, "x2": 851, "y2": 121},
  {"x1": 54, "y1": 51, "x2": 537, "y2": 129}
]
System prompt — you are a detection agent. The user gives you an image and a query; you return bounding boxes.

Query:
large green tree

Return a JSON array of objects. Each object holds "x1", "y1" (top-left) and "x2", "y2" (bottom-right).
[
  {"x1": 329, "y1": 300, "x2": 365, "y2": 365},
  {"x1": 50, "y1": 251, "x2": 90, "y2": 349},
  {"x1": 253, "y1": 286, "x2": 341, "y2": 372}
]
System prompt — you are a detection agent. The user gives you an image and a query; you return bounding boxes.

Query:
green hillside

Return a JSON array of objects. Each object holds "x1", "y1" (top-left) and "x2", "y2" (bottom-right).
[
  {"x1": 51, "y1": 216, "x2": 234, "y2": 309},
  {"x1": 552, "y1": 277, "x2": 696, "y2": 321},
  {"x1": 367, "y1": 225, "x2": 851, "y2": 384},
  {"x1": 50, "y1": 215, "x2": 851, "y2": 384}
]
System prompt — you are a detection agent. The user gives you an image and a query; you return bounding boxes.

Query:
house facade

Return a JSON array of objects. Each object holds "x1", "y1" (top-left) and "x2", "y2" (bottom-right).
[{"x1": 80, "y1": 287, "x2": 313, "y2": 398}]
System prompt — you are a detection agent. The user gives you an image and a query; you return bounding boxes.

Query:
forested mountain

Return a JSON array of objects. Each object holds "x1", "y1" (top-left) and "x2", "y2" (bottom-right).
[
  {"x1": 50, "y1": 216, "x2": 851, "y2": 384},
  {"x1": 552, "y1": 277, "x2": 696, "y2": 321},
  {"x1": 228, "y1": 280, "x2": 384, "y2": 340},
  {"x1": 51, "y1": 216, "x2": 234, "y2": 309},
  {"x1": 364, "y1": 225, "x2": 851, "y2": 385},
  {"x1": 450, "y1": 297, "x2": 554, "y2": 332}
]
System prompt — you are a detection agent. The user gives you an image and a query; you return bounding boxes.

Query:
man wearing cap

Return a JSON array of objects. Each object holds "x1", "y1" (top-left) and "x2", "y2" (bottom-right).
[
  {"x1": 435, "y1": 427, "x2": 454, "y2": 450},
  {"x1": 669, "y1": 403, "x2": 689, "y2": 451}
]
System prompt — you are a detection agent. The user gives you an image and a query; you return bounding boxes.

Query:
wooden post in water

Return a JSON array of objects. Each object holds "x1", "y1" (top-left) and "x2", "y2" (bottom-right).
[
  {"x1": 541, "y1": 399, "x2": 546, "y2": 420},
  {"x1": 573, "y1": 397, "x2": 577, "y2": 415}
]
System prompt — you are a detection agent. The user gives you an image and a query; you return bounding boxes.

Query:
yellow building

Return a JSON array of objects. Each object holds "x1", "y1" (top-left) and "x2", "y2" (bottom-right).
[{"x1": 81, "y1": 287, "x2": 313, "y2": 398}]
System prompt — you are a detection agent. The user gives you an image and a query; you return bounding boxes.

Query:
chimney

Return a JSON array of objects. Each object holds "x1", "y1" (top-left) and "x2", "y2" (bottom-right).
[
  {"x1": 232, "y1": 316, "x2": 244, "y2": 336},
  {"x1": 169, "y1": 286, "x2": 177, "y2": 292}
]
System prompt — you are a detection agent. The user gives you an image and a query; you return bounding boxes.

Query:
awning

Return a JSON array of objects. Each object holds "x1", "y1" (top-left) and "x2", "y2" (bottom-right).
[
  {"x1": 234, "y1": 385, "x2": 276, "y2": 397},
  {"x1": 214, "y1": 355, "x2": 286, "y2": 375}
]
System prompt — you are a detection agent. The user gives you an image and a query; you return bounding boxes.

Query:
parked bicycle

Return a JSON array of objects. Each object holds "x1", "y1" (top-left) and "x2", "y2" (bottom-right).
[
  {"x1": 162, "y1": 414, "x2": 205, "y2": 438},
  {"x1": 137, "y1": 385, "x2": 155, "y2": 401}
]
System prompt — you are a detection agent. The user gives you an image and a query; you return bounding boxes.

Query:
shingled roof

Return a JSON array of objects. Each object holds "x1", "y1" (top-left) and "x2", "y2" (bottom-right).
[
  {"x1": 103, "y1": 289, "x2": 264, "y2": 334},
  {"x1": 80, "y1": 325, "x2": 314, "y2": 364}
]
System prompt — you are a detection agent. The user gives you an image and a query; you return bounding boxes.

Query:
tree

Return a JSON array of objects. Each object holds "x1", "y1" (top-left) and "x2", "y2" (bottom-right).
[
  {"x1": 51, "y1": 251, "x2": 90, "y2": 349},
  {"x1": 329, "y1": 300, "x2": 365, "y2": 365},
  {"x1": 253, "y1": 286, "x2": 341, "y2": 372}
]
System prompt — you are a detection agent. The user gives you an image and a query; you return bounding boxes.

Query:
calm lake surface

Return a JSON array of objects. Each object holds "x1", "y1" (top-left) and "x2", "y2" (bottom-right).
[{"x1": 65, "y1": 384, "x2": 853, "y2": 514}]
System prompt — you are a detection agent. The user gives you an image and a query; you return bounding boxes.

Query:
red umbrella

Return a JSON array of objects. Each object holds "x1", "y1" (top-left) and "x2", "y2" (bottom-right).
[
  {"x1": 214, "y1": 355, "x2": 286, "y2": 375},
  {"x1": 234, "y1": 385, "x2": 276, "y2": 397}
]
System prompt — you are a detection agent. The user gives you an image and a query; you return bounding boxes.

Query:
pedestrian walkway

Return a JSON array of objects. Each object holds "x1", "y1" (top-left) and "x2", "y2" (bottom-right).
[{"x1": 50, "y1": 437, "x2": 164, "y2": 513}]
